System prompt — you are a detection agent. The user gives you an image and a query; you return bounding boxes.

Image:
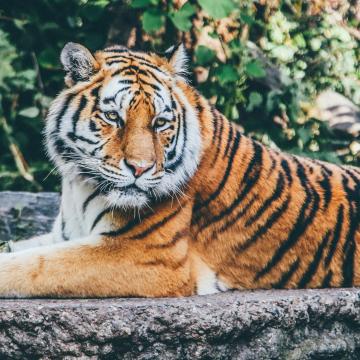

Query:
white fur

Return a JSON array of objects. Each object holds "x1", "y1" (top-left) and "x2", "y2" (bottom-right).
[
  {"x1": 166, "y1": 44, "x2": 188, "y2": 78},
  {"x1": 196, "y1": 262, "x2": 230, "y2": 295}
]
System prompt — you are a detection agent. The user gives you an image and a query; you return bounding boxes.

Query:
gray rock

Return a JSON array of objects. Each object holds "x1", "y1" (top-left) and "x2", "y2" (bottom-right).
[
  {"x1": 0, "y1": 191, "x2": 59, "y2": 242},
  {"x1": 1, "y1": 191, "x2": 360, "y2": 359}
]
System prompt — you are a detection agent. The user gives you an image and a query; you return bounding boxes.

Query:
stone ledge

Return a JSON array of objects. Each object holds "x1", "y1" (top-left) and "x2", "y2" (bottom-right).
[
  {"x1": 0, "y1": 192, "x2": 360, "y2": 359},
  {"x1": 1, "y1": 289, "x2": 360, "y2": 359}
]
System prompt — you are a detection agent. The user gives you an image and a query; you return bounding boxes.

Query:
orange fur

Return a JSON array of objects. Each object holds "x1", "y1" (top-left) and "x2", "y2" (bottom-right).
[{"x1": 1, "y1": 44, "x2": 359, "y2": 298}]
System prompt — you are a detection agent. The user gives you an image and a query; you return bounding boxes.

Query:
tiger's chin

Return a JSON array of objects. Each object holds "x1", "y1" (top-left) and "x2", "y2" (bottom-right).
[{"x1": 105, "y1": 188, "x2": 150, "y2": 210}]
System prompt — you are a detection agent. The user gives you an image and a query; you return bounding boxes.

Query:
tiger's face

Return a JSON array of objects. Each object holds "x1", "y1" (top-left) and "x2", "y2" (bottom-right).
[{"x1": 46, "y1": 43, "x2": 202, "y2": 209}]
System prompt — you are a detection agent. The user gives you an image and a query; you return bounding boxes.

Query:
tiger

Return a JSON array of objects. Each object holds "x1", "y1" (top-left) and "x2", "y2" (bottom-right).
[{"x1": 1, "y1": 41, "x2": 360, "y2": 298}]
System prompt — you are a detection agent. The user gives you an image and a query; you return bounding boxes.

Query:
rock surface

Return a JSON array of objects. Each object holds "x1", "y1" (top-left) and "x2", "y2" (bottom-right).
[
  {"x1": 0, "y1": 191, "x2": 59, "y2": 242},
  {"x1": 1, "y1": 191, "x2": 360, "y2": 359}
]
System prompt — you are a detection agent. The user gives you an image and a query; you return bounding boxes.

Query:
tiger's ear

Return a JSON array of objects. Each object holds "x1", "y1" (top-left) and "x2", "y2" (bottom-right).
[
  {"x1": 60, "y1": 42, "x2": 99, "y2": 86},
  {"x1": 164, "y1": 43, "x2": 188, "y2": 78}
]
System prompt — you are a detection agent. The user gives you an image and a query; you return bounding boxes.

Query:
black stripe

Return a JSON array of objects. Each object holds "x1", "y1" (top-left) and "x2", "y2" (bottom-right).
[
  {"x1": 120, "y1": 64, "x2": 140, "y2": 73},
  {"x1": 104, "y1": 53, "x2": 166, "y2": 75},
  {"x1": 318, "y1": 169, "x2": 332, "y2": 210},
  {"x1": 245, "y1": 172, "x2": 285, "y2": 227},
  {"x1": 146, "y1": 228, "x2": 189, "y2": 249},
  {"x1": 213, "y1": 114, "x2": 224, "y2": 161},
  {"x1": 314, "y1": 160, "x2": 333, "y2": 176},
  {"x1": 103, "y1": 86, "x2": 131, "y2": 104},
  {"x1": 89, "y1": 120, "x2": 100, "y2": 132},
  {"x1": 194, "y1": 131, "x2": 241, "y2": 212},
  {"x1": 72, "y1": 95, "x2": 88, "y2": 133},
  {"x1": 137, "y1": 65, "x2": 164, "y2": 84},
  {"x1": 67, "y1": 132, "x2": 100, "y2": 145},
  {"x1": 298, "y1": 230, "x2": 331, "y2": 288},
  {"x1": 237, "y1": 195, "x2": 291, "y2": 253},
  {"x1": 53, "y1": 138, "x2": 77, "y2": 159},
  {"x1": 272, "y1": 258, "x2": 300, "y2": 288},
  {"x1": 324, "y1": 204, "x2": 344, "y2": 266},
  {"x1": 55, "y1": 94, "x2": 76, "y2": 132},
  {"x1": 321, "y1": 270, "x2": 333, "y2": 287},
  {"x1": 129, "y1": 206, "x2": 183, "y2": 240},
  {"x1": 103, "y1": 48, "x2": 127, "y2": 53},
  {"x1": 197, "y1": 141, "x2": 263, "y2": 232},
  {"x1": 167, "y1": 116, "x2": 181, "y2": 161},
  {"x1": 90, "y1": 139, "x2": 110, "y2": 156},
  {"x1": 107, "y1": 59, "x2": 129, "y2": 66},
  {"x1": 154, "y1": 91, "x2": 164, "y2": 103},
  {"x1": 118, "y1": 79, "x2": 134, "y2": 85},
  {"x1": 255, "y1": 158, "x2": 320, "y2": 280},
  {"x1": 102, "y1": 217, "x2": 143, "y2": 237},
  {"x1": 83, "y1": 188, "x2": 102, "y2": 213},
  {"x1": 344, "y1": 168, "x2": 359, "y2": 184},
  {"x1": 223, "y1": 123, "x2": 233, "y2": 158},
  {"x1": 167, "y1": 104, "x2": 188, "y2": 172},
  {"x1": 138, "y1": 78, "x2": 161, "y2": 91},
  {"x1": 280, "y1": 158, "x2": 293, "y2": 185},
  {"x1": 211, "y1": 106, "x2": 218, "y2": 144},
  {"x1": 194, "y1": 91, "x2": 204, "y2": 115},
  {"x1": 340, "y1": 172, "x2": 360, "y2": 286},
  {"x1": 268, "y1": 153, "x2": 277, "y2": 174},
  {"x1": 90, "y1": 85, "x2": 101, "y2": 113},
  {"x1": 347, "y1": 167, "x2": 360, "y2": 177},
  {"x1": 104, "y1": 54, "x2": 129, "y2": 60},
  {"x1": 342, "y1": 202, "x2": 356, "y2": 287},
  {"x1": 136, "y1": 59, "x2": 167, "y2": 75},
  {"x1": 218, "y1": 195, "x2": 258, "y2": 234},
  {"x1": 61, "y1": 214, "x2": 69, "y2": 241},
  {"x1": 91, "y1": 208, "x2": 112, "y2": 231}
]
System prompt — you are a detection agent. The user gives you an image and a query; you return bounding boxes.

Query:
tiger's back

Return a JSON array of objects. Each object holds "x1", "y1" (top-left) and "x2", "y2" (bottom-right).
[{"x1": 191, "y1": 109, "x2": 360, "y2": 290}]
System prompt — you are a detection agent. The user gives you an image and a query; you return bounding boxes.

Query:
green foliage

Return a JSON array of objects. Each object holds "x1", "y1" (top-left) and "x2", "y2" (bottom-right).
[
  {"x1": 197, "y1": 0, "x2": 236, "y2": 20},
  {"x1": 0, "y1": 0, "x2": 359, "y2": 191}
]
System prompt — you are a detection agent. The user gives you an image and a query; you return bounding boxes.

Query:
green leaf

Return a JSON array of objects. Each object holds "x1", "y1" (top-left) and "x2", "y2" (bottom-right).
[
  {"x1": 240, "y1": 13, "x2": 255, "y2": 25},
  {"x1": 38, "y1": 48, "x2": 59, "y2": 69},
  {"x1": 13, "y1": 19, "x2": 28, "y2": 30},
  {"x1": 247, "y1": 92, "x2": 263, "y2": 111},
  {"x1": 198, "y1": 0, "x2": 235, "y2": 19},
  {"x1": 18, "y1": 107, "x2": 40, "y2": 118},
  {"x1": 271, "y1": 45, "x2": 296, "y2": 62},
  {"x1": 131, "y1": 0, "x2": 159, "y2": 8},
  {"x1": 298, "y1": 127, "x2": 312, "y2": 144},
  {"x1": 293, "y1": 33, "x2": 306, "y2": 48},
  {"x1": 41, "y1": 22, "x2": 59, "y2": 31},
  {"x1": 245, "y1": 60, "x2": 266, "y2": 78},
  {"x1": 169, "y1": 2, "x2": 196, "y2": 32},
  {"x1": 195, "y1": 45, "x2": 216, "y2": 66},
  {"x1": 215, "y1": 64, "x2": 238, "y2": 85},
  {"x1": 142, "y1": 9, "x2": 165, "y2": 33}
]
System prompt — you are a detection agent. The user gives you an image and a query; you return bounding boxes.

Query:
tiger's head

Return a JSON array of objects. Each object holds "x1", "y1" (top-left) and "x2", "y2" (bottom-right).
[{"x1": 46, "y1": 43, "x2": 202, "y2": 209}]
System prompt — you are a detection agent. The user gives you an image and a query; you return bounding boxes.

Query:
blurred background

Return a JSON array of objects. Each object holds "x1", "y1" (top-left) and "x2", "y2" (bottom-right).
[{"x1": 0, "y1": 0, "x2": 359, "y2": 192}]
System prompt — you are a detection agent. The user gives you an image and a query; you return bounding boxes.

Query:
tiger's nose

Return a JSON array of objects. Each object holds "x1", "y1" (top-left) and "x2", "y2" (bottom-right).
[{"x1": 124, "y1": 159, "x2": 154, "y2": 178}]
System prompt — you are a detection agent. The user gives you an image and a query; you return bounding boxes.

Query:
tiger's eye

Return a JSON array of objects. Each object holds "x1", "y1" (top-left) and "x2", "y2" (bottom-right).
[
  {"x1": 105, "y1": 111, "x2": 120, "y2": 121},
  {"x1": 154, "y1": 118, "x2": 167, "y2": 128}
]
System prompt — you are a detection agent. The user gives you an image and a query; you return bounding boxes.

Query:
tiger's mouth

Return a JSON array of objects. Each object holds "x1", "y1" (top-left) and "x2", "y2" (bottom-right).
[
  {"x1": 114, "y1": 183, "x2": 148, "y2": 194},
  {"x1": 104, "y1": 183, "x2": 154, "y2": 209},
  {"x1": 92, "y1": 178, "x2": 149, "y2": 195}
]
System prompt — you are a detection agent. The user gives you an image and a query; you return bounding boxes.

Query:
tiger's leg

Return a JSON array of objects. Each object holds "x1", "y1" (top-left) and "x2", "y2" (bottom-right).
[
  {"x1": 0, "y1": 236, "x2": 194, "y2": 298},
  {"x1": 8, "y1": 234, "x2": 56, "y2": 252}
]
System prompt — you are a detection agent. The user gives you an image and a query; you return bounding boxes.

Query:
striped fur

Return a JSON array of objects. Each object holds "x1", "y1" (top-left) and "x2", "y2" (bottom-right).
[{"x1": 1, "y1": 43, "x2": 360, "y2": 298}]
